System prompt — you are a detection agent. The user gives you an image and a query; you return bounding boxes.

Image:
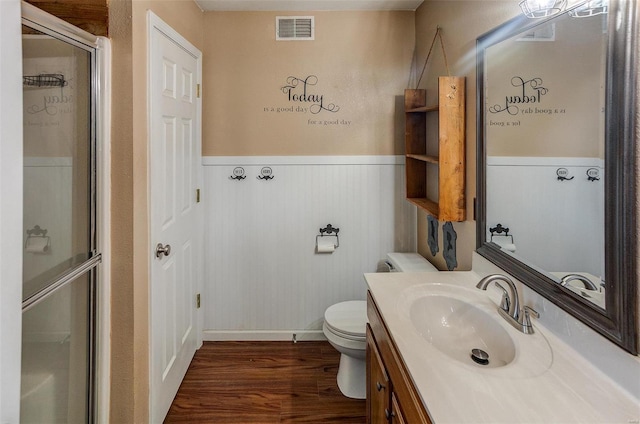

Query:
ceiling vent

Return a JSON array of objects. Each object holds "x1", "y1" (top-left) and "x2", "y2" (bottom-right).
[
  {"x1": 517, "y1": 23, "x2": 556, "y2": 42},
  {"x1": 276, "y1": 16, "x2": 314, "y2": 41}
]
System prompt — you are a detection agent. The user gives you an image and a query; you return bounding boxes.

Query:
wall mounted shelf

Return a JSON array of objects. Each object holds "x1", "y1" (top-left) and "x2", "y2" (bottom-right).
[{"x1": 404, "y1": 76, "x2": 466, "y2": 222}]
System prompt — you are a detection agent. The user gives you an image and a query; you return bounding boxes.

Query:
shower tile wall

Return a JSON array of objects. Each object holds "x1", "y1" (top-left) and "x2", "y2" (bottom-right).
[{"x1": 203, "y1": 156, "x2": 415, "y2": 339}]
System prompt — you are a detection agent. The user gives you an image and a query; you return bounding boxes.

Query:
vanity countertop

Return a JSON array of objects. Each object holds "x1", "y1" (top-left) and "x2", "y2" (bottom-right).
[{"x1": 365, "y1": 270, "x2": 640, "y2": 424}]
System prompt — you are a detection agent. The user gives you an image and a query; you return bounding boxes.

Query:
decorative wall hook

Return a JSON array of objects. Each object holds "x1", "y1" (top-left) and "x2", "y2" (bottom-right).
[
  {"x1": 229, "y1": 167, "x2": 246, "y2": 181},
  {"x1": 586, "y1": 168, "x2": 600, "y2": 181},
  {"x1": 556, "y1": 168, "x2": 574, "y2": 181},
  {"x1": 257, "y1": 167, "x2": 274, "y2": 180}
]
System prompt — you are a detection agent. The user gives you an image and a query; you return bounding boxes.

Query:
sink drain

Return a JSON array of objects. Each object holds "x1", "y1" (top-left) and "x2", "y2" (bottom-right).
[{"x1": 470, "y1": 348, "x2": 489, "y2": 365}]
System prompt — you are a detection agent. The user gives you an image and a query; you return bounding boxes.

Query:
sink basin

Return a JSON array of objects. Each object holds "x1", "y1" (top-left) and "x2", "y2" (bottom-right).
[
  {"x1": 409, "y1": 294, "x2": 516, "y2": 368},
  {"x1": 397, "y1": 283, "x2": 553, "y2": 376}
]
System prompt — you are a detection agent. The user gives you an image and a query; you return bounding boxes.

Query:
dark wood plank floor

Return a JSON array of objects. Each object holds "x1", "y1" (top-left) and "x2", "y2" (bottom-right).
[{"x1": 164, "y1": 341, "x2": 366, "y2": 423}]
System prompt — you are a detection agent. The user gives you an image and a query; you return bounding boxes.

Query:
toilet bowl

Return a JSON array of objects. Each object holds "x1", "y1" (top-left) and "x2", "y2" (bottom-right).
[
  {"x1": 323, "y1": 253, "x2": 438, "y2": 399},
  {"x1": 323, "y1": 300, "x2": 368, "y2": 399}
]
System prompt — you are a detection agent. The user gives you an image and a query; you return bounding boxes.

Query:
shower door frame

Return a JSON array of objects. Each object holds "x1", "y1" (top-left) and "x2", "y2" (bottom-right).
[{"x1": 19, "y1": 3, "x2": 111, "y2": 423}]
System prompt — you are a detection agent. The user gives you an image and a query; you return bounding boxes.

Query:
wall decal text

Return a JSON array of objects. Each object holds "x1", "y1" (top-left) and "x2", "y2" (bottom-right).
[
  {"x1": 489, "y1": 76, "x2": 548, "y2": 116},
  {"x1": 280, "y1": 75, "x2": 340, "y2": 114}
]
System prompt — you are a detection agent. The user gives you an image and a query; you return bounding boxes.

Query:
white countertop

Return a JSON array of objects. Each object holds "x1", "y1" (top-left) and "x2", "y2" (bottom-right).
[{"x1": 365, "y1": 270, "x2": 640, "y2": 424}]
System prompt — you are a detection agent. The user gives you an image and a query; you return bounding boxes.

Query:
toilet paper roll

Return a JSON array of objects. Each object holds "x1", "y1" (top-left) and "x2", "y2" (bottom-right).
[
  {"x1": 492, "y1": 237, "x2": 516, "y2": 252},
  {"x1": 316, "y1": 237, "x2": 335, "y2": 254},
  {"x1": 25, "y1": 237, "x2": 49, "y2": 253}
]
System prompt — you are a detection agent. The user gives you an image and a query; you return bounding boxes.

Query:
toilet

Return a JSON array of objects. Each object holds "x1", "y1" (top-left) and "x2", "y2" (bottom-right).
[{"x1": 323, "y1": 253, "x2": 438, "y2": 399}]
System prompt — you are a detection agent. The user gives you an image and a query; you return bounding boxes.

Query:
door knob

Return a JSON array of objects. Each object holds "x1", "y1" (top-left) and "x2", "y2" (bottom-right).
[{"x1": 155, "y1": 243, "x2": 171, "y2": 259}]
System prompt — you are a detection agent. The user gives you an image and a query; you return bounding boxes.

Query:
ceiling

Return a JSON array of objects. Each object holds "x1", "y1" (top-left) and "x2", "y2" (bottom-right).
[{"x1": 194, "y1": 0, "x2": 425, "y2": 12}]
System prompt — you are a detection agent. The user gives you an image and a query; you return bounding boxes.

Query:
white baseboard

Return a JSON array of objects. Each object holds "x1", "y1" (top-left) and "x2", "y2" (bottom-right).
[{"x1": 202, "y1": 330, "x2": 326, "y2": 342}]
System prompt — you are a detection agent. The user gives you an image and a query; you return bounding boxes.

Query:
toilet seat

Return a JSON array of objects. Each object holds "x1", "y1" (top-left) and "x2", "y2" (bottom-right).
[{"x1": 324, "y1": 300, "x2": 367, "y2": 341}]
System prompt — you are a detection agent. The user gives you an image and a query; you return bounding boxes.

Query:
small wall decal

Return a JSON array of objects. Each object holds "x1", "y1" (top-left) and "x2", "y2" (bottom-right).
[
  {"x1": 556, "y1": 167, "x2": 574, "y2": 181},
  {"x1": 443, "y1": 222, "x2": 458, "y2": 271},
  {"x1": 257, "y1": 167, "x2": 274, "y2": 181},
  {"x1": 229, "y1": 167, "x2": 246, "y2": 181},
  {"x1": 586, "y1": 168, "x2": 600, "y2": 182},
  {"x1": 427, "y1": 215, "x2": 439, "y2": 257}
]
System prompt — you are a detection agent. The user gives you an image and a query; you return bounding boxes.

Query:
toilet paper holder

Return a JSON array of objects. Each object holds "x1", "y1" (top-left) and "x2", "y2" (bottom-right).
[
  {"x1": 25, "y1": 225, "x2": 51, "y2": 250},
  {"x1": 316, "y1": 224, "x2": 340, "y2": 249},
  {"x1": 489, "y1": 223, "x2": 514, "y2": 245}
]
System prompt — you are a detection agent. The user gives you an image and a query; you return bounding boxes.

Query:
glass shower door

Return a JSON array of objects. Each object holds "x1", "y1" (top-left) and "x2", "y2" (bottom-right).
[{"x1": 20, "y1": 21, "x2": 100, "y2": 424}]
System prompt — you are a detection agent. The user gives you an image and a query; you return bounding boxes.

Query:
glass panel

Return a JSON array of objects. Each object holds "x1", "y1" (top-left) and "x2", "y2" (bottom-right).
[
  {"x1": 20, "y1": 272, "x2": 94, "y2": 424},
  {"x1": 483, "y1": 12, "x2": 608, "y2": 310},
  {"x1": 22, "y1": 26, "x2": 93, "y2": 301}
]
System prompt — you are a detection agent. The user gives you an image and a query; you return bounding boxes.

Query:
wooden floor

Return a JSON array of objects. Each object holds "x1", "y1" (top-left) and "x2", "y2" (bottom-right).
[{"x1": 164, "y1": 341, "x2": 366, "y2": 423}]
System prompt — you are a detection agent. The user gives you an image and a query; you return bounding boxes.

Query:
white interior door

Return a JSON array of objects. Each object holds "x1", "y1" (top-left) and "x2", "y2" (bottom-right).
[{"x1": 148, "y1": 12, "x2": 202, "y2": 423}]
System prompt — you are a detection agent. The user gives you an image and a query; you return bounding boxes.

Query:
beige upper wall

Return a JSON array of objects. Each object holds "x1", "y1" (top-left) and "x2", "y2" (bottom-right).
[
  {"x1": 485, "y1": 14, "x2": 606, "y2": 158},
  {"x1": 202, "y1": 11, "x2": 415, "y2": 156}
]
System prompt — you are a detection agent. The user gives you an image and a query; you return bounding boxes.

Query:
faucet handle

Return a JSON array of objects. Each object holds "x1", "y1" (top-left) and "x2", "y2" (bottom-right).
[
  {"x1": 495, "y1": 282, "x2": 511, "y2": 313},
  {"x1": 520, "y1": 306, "x2": 539, "y2": 334},
  {"x1": 523, "y1": 306, "x2": 539, "y2": 319}
]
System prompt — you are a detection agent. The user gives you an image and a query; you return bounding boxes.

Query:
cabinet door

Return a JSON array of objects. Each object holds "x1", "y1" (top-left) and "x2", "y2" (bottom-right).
[
  {"x1": 367, "y1": 326, "x2": 390, "y2": 424},
  {"x1": 391, "y1": 393, "x2": 407, "y2": 424}
]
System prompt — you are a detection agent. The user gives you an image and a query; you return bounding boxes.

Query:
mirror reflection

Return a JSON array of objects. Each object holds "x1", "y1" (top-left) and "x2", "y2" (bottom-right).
[{"x1": 483, "y1": 11, "x2": 608, "y2": 309}]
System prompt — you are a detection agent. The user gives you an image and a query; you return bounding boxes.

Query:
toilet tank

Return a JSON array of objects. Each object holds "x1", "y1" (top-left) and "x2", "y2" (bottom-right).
[{"x1": 384, "y1": 252, "x2": 438, "y2": 272}]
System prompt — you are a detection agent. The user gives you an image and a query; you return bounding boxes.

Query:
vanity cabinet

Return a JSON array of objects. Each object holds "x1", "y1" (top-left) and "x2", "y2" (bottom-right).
[
  {"x1": 404, "y1": 76, "x2": 466, "y2": 221},
  {"x1": 366, "y1": 292, "x2": 432, "y2": 424}
]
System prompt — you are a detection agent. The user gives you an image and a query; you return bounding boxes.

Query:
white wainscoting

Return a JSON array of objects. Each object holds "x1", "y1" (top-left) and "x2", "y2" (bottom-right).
[
  {"x1": 202, "y1": 156, "x2": 416, "y2": 341},
  {"x1": 486, "y1": 156, "x2": 605, "y2": 278},
  {"x1": 22, "y1": 158, "x2": 74, "y2": 351},
  {"x1": 23, "y1": 157, "x2": 73, "y2": 295}
]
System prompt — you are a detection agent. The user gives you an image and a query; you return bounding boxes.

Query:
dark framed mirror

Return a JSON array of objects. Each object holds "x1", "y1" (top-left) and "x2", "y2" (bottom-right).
[{"x1": 476, "y1": 0, "x2": 637, "y2": 353}]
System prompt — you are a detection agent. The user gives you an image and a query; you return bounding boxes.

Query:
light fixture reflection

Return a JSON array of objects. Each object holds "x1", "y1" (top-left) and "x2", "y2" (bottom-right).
[
  {"x1": 519, "y1": 0, "x2": 567, "y2": 18},
  {"x1": 569, "y1": 0, "x2": 608, "y2": 17}
]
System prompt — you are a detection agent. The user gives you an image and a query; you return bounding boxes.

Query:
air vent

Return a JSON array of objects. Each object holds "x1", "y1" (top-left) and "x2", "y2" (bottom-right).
[
  {"x1": 276, "y1": 16, "x2": 314, "y2": 41},
  {"x1": 517, "y1": 23, "x2": 556, "y2": 42}
]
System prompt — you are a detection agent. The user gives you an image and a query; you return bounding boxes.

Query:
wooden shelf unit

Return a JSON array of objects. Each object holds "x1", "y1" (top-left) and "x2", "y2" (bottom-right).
[{"x1": 404, "y1": 76, "x2": 466, "y2": 222}]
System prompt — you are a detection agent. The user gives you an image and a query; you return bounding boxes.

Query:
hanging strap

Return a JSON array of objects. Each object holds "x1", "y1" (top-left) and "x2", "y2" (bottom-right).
[{"x1": 416, "y1": 26, "x2": 451, "y2": 88}]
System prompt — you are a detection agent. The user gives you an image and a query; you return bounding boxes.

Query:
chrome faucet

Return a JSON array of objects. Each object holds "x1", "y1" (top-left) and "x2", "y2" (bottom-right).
[
  {"x1": 560, "y1": 273, "x2": 598, "y2": 291},
  {"x1": 476, "y1": 274, "x2": 539, "y2": 334}
]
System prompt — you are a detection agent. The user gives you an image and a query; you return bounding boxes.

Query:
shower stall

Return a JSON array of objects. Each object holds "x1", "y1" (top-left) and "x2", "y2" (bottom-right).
[{"x1": 20, "y1": 5, "x2": 106, "y2": 423}]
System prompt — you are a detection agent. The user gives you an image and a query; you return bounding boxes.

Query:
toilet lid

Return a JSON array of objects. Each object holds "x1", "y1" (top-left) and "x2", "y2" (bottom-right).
[{"x1": 324, "y1": 300, "x2": 367, "y2": 338}]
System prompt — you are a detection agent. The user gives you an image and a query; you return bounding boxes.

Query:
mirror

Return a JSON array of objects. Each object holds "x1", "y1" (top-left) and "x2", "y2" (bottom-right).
[{"x1": 477, "y1": 0, "x2": 637, "y2": 353}]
